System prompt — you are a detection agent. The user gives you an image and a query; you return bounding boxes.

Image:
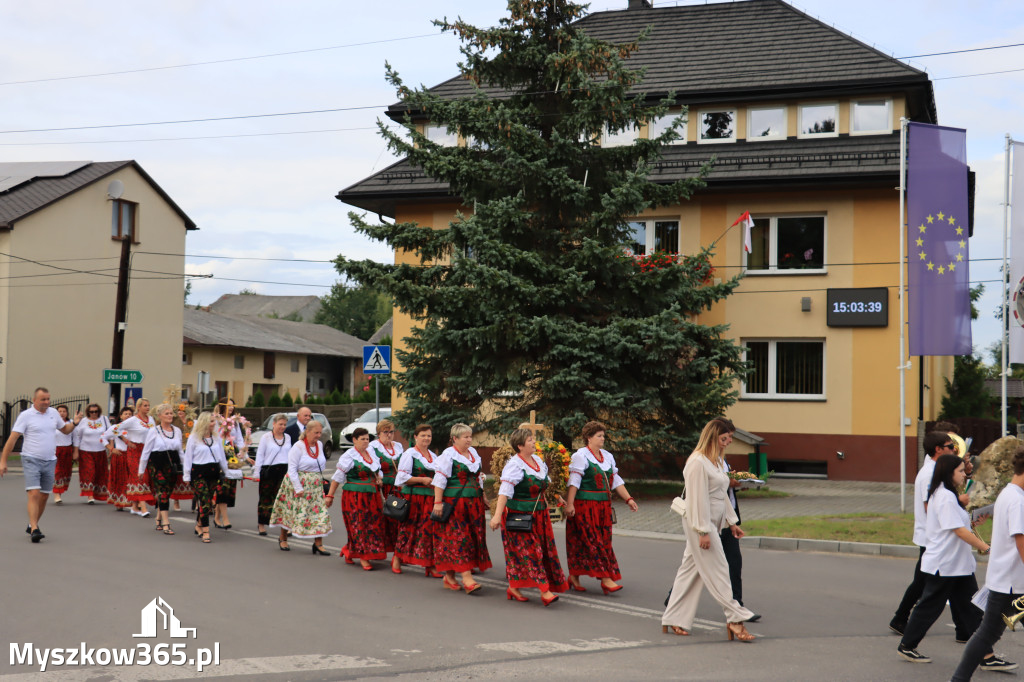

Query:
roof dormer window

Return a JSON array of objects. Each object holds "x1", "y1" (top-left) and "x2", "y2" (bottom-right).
[
  {"x1": 747, "y1": 106, "x2": 787, "y2": 141},
  {"x1": 798, "y1": 103, "x2": 838, "y2": 138},
  {"x1": 851, "y1": 99, "x2": 892, "y2": 135},
  {"x1": 424, "y1": 124, "x2": 458, "y2": 147},
  {"x1": 698, "y1": 109, "x2": 736, "y2": 144}
]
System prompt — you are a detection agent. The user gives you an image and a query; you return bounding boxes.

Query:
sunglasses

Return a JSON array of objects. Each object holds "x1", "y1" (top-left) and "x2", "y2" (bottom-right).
[
  {"x1": 87, "y1": 410, "x2": 101, "y2": 415},
  {"x1": 943, "y1": 443, "x2": 955, "y2": 449}
]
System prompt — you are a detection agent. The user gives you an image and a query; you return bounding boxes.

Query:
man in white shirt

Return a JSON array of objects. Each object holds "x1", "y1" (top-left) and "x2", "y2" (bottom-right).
[
  {"x1": 891, "y1": 431, "x2": 963, "y2": 636},
  {"x1": 0, "y1": 388, "x2": 81, "y2": 542},
  {"x1": 950, "y1": 446, "x2": 1024, "y2": 679}
]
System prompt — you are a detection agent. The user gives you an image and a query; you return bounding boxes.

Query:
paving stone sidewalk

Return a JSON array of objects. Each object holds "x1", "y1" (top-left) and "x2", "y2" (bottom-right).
[{"x1": 611, "y1": 478, "x2": 916, "y2": 536}]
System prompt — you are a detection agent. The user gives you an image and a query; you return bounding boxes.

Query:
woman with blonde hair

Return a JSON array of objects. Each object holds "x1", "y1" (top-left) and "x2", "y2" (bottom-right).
[
  {"x1": 661, "y1": 418, "x2": 756, "y2": 642},
  {"x1": 137, "y1": 404, "x2": 183, "y2": 534},
  {"x1": 183, "y1": 412, "x2": 230, "y2": 543},
  {"x1": 564, "y1": 420, "x2": 638, "y2": 594},
  {"x1": 432, "y1": 423, "x2": 491, "y2": 593},
  {"x1": 271, "y1": 420, "x2": 332, "y2": 553},
  {"x1": 369, "y1": 418, "x2": 404, "y2": 573},
  {"x1": 119, "y1": 398, "x2": 155, "y2": 517},
  {"x1": 252, "y1": 413, "x2": 291, "y2": 536},
  {"x1": 490, "y1": 428, "x2": 567, "y2": 605}
]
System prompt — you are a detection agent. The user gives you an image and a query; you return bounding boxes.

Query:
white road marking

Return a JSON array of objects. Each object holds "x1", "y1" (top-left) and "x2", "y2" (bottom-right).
[
  {"x1": 4, "y1": 654, "x2": 388, "y2": 681},
  {"x1": 478, "y1": 637, "x2": 649, "y2": 656}
]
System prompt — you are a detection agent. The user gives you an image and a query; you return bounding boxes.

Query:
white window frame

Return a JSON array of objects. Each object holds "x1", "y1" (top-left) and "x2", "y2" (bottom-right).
[
  {"x1": 602, "y1": 123, "x2": 640, "y2": 148},
  {"x1": 741, "y1": 338, "x2": 826, "y2": 401},
  {"x1": 743, "y1": 214, "x2": 827, "y2": 275},
  {"x1": 697, "y1": 108, "x2": 737, "y2": 144},
  {"x1": 746, "y1": 106, "x2": 788, "y2": 141},
  {"x1": 850, "y1": 98, "x2": 892, "y2": 135},
  {"x1": 797, "y1": 102, "x2": 839, "y2": 139},
  {"x1": 647, "y1": 112, "x2": 688, "y2": 145},
  {"x1": 424, "y1": 124, "x2": 458, "y2": 147},
  {"x1": 627, "y1": 218, "x2": 681, "y2": 256}
]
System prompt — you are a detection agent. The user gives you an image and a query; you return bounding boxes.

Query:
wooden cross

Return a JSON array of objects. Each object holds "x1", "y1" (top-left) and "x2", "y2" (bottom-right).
[{"x1": 519, "y1": 410, "x2": 545, "y2": 437}]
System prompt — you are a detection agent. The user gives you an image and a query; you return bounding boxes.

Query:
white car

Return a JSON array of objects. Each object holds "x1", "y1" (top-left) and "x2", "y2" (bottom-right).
[{"x1": 339, "y1": 407, "x2": 392, "y2": 446}]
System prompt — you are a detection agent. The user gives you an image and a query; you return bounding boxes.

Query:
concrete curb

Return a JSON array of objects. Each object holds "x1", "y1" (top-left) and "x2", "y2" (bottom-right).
[{"x1": 612, "y1": 527, "x2": 983, "y2": 561}]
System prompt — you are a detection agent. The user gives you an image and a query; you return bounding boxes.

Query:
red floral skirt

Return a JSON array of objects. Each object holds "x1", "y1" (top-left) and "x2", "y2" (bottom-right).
[
  {"x1": 53, "y1": 445, "x2": 74, "y2": 494},
  {"x1": 500, "y1": 507, "x2": 567, "y2": 592},
  {"x1": 566, "y1": 498, "x2": 621, "y2": 580},
  {"x1": 341, "y1": 489, "x2": 387, "y2": 560},
  {"x1": 78, "y1": 450, "x2": 108, "y2": 500},
  {"x1": 171, "y1": 474, "x2": 192, "y2": 501},
  {"x1": 395, "y1": 494, "x2": 439, "y2": 567},
  {"x1": 107, "y1": 450, "x2": 130, "y2": 507},
  {"x1": 125, "y1": 442, "x2": 153, "y2": 503},
  {"x1": 381, "y1": 483, "x2": 399, "y2": 553},
  {"x1": 434, "y1": 496, "x2": 492, "y2": 573}
]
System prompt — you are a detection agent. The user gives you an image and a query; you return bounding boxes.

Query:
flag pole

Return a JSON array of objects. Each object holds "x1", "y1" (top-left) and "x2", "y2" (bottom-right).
[
  {"x1": 1003, "y1": 134, "x2": 1012, "y2": 436},
  {"x1": 899, "y1": 117, "x2": 908, "y2": 513}
]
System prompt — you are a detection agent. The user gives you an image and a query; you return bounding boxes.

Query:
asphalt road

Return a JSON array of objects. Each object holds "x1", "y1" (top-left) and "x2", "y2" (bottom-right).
[{"x1": 1, "y1": 473, "x2": 1021, "y2": 681}]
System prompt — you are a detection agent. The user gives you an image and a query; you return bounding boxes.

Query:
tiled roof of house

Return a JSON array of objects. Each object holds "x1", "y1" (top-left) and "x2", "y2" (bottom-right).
[
  {"x1": 985, "y1": 379, "x2": 1024, "y2": 399},
  {"x1": 368, "y1": 317, "x2": 393, "y2": 344},
  {"x1": 183, "y1": 308, "x2": 365, "y2": 358},
  {"x1": 340, "y1": 133, "x2": 901, "y2": 216},
  {"x1": 0, "y1": 160, "x2": 197, "y2": 230},
  {"x1": 389, "y1": 0, "x2": 933, "y2": 118},
  {"x1": 209, "y1": 294, "x2": 322, "y2": 322}
]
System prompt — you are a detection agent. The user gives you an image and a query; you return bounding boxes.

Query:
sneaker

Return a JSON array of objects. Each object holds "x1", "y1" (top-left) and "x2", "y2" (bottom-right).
[
  {"x1": 746, "y1": 613, "x2": 762, "y2": 623},
  {"x1": 980, "y1": 655, "x2": 1018, "y2": 672},
  {"x1": 30, "y1": 528, "x2": 44, "y2": 543},
  {"x1": 897, "y1": 645, "x2": 931, "y2": 663},
  {"x1": 889, "y1": 619, "x2": 906, "y2": 636}
]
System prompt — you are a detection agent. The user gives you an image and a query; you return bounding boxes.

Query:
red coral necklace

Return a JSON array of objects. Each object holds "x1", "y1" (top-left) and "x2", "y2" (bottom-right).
[
  {"x1": 519, "y1": 454, "x2": 540, "y2": 472},
  {"x1": 456, "y1": 447, "x2": 475, "y2": 464},
  {"x1": 587, "y1": 446, "x2": 605, "y2": 464}
]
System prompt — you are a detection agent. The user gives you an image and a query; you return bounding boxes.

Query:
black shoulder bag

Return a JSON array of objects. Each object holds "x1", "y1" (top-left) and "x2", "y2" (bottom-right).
[
  {"x1": 604, "y1": 470, "x2": 618, "y2": 525},
  {"x1": 505, "y1": 481, "x2": 547, "y2": 533},
  {"x1": 315, "y1": 451, "x2": 330, "y2": 496}
]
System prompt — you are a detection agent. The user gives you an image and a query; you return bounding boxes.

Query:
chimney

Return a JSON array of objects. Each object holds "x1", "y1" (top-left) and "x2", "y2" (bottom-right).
[{"x1": 628, "y1": 0, "x2": 653, "y2": 8}]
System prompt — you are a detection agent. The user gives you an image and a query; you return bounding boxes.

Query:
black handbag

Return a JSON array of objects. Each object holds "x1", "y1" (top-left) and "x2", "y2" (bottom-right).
[
  {"x1": 604, "y1": 471, "x2": 617, "y2": 525},
  {"x1": 505, "y1": 482, "x2": 546, "y2": 533},
  {"x1": 383, "y1": 494, "x2": 410, "y2": 521},
  {"x1": 316, "y1": 454, "x2": 330, "y2": 496},
  {"x1": 430, "y1": 500, "x2": 454, "y2": 523}
]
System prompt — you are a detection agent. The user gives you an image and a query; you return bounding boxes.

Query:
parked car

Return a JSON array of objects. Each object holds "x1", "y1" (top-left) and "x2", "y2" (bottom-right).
[
  {"x1": 338, "y1": 407, "x2": 392, "y2": 446},
  {"x1": 248, "y1": 411, "x2": 334, "y2": 460}
]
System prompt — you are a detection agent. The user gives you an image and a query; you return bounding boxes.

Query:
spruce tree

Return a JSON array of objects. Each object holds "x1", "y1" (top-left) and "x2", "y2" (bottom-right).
[{"x1": 335, "y1": 0, "x2": 745, "y2": 469}]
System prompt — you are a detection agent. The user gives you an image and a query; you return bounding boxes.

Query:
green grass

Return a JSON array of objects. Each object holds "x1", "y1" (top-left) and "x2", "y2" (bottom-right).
[
  {"x1": 742, "y1": 513, "x2": 994, "y2": 546},
  {"x1": 735, "y1": 487, "x2": 790, "y2": 499}
]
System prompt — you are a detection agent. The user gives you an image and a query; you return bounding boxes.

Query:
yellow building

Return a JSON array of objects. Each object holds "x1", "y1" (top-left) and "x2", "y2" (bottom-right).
[
  {"x1": 0, "y1": 160, "x2": 194, "y2": 418},
  {"x1": 338, "y1": 0, "x2": 960, "y2": 481}
]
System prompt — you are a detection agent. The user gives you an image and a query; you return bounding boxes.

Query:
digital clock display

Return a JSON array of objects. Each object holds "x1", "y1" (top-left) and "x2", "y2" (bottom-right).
[{"x1": 826, "y1": 287, "x2": 888, "y2": 327}]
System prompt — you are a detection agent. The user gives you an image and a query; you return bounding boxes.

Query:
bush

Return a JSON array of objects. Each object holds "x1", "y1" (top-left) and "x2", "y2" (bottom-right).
[
  {"x1": 328, "y1": 387, "x2": 343, "y2": 405},
  {"x1": 267, "y1": 392, "x2": 282, "y2": 407},
  {"x1": 281, "y1": 391, "x2": 293, "y2": 406},
  {"x1": 251, "y1": 392, "x2": 266, "y2": 407}
]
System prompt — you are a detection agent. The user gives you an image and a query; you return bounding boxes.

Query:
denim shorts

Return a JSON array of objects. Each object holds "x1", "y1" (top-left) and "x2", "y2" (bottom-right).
[{"x1": 22, "y1": 455, "x2": 56, "y2": 494}]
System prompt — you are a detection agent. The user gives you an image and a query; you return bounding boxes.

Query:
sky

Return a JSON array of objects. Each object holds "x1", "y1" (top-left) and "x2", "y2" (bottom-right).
[{"x1": 0, "y1": 0, "x2": 1021, "y2": 358}]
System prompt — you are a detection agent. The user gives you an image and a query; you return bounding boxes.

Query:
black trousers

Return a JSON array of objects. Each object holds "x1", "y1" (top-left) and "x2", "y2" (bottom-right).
[
  {"x1": 894, "y1": 547, "x2": 975, "y2": 638},
  {"x1": 900, "y1": 572, "x2": 983, "y2": 650},
  {"x1": 952, "y1": 590, "x2": 1015, "y2": 681},
  {"x1": 720, "y1": 527, "x2": 743, "y2": 605}
]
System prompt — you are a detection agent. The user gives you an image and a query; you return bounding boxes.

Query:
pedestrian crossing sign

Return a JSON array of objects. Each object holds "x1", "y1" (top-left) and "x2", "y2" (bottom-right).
[{"x1": 363, "y1": 345, "x2": 391, "y2": 375}]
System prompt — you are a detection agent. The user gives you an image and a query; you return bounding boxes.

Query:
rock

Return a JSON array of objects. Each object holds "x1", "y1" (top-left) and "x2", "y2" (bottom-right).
[{"x1": 966, "y1": 436, "x2": 1022, "y2": 510}]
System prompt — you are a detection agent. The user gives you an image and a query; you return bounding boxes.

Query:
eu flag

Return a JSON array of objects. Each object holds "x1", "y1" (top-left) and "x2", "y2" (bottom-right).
[{"x1": 907, "y1": 122, "x2": 971, "y2": 356}]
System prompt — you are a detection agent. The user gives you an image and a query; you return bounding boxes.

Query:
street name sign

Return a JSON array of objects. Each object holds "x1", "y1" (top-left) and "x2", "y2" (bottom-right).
[{"x1": 103, "y1": 369, "x2": 144, "y2": 383}]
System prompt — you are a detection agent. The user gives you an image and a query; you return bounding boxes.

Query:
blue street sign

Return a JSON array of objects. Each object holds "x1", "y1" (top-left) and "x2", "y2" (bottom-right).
[{"x1": 363, "y1": 345, "x2": 391, "y2": 375}]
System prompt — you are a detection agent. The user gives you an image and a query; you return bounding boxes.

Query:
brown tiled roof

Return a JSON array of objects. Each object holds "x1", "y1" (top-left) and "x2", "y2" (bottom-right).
[
  {"x1": 0, "y1": 160, "x2": 197, "y2": 230},
  {"x1": 389, "y1": 0, "x2": 933, "y2": 119},
  {"x1": 340, "y1": 133, "x2": 901, "y2": 216}
]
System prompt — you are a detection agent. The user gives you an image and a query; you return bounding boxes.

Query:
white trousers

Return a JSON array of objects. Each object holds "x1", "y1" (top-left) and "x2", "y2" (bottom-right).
[{"x1": 662, "y1": 521, "x2": 753, "y2": 628}]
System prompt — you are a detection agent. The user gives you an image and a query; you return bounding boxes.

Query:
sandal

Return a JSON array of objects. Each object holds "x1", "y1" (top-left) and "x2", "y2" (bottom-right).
[
  {"x1": 155, "y1": 522, "x2": 164, "y2": 532},
  {"x1": 662, "y1": 625, "x2": 690, "y2": 636},
  {"x1": 727, "y1": 622, "x2": 755, "y2": 643},
  {"x1": 201, "y1": 532, "x2": 211, "y2": 543},
  {"x1": 163, "y1": 526, "x2": 175, "y2": 535}
]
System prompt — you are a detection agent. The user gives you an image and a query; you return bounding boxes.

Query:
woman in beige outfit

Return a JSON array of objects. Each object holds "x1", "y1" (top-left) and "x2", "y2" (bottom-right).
[{"x1": 662, "y1": 418, "x2": 757, "y2": 642}]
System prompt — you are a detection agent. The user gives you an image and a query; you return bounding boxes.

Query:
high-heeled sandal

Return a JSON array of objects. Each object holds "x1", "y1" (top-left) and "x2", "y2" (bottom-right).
[
  {"x1": 155, "y1": 522, "x2": 164, "y2": 532},
  {"x1": 278, "y1": 541, "x2": 290, "y2": 551},
  {"x1": 568, "y1": 577, "x2": 586, "y2": 592},
  {"x1": 601, "y1": 582, "x2": 623, "y2": 595},
  {"x1": 541, "y1": 594, "x2": 559, "y2": 607},
  {"x1": 201, "y1": 532, "x2": 211, "y2": 543},
  {"x1": 442, "y1": 576, "x2": 462, "y2": 591},
  {"x1": 727, "y1": 622, "x2": 755, "y2": 642},
  {"x1": 464, "y1": 582, "x2": 483, "y2": 595},
  {"x1": 425, "y1": 567, "x2": 443, "y2": 578},
  {"x1": 361, "y1": 561, "x2": 374, "y2": 571},
  {"x1": 162, "y1": 526, "x2": 175, "y2": 535},
  {"x1": 506, "y1": 588, "x2": 529, "y2": 602},
  {"x1": 391, "y1": 558, "x2": 402, "y2": 574},
  {"x1": 662, "y1": 625, "x2": 690, "y2": 636}
]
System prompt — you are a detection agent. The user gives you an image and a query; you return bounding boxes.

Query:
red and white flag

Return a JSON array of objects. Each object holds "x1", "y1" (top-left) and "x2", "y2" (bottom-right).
[{"x1": 731, "y1": 211, "x2": 754, "y2": 253}]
